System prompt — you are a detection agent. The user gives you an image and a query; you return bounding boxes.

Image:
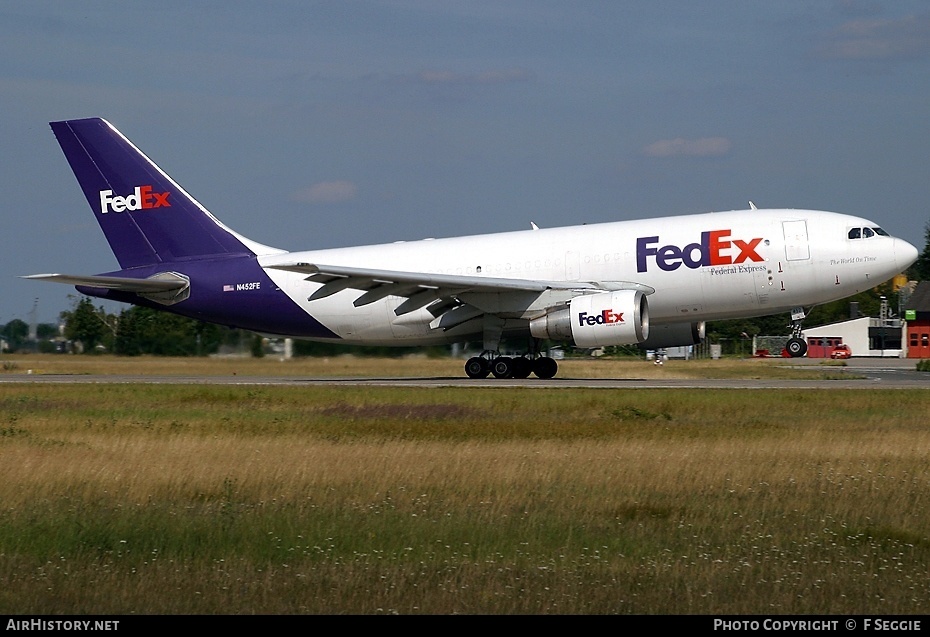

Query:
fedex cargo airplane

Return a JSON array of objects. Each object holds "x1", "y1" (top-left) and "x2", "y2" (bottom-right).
[{"x1": 27, "y1": 118, "x2": 918, "y2": 378}]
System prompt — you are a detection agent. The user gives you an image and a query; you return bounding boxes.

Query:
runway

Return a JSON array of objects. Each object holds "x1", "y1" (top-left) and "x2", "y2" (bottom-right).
[{"x1": 2, "y1": 358, "x2": 927, "y2": 389}]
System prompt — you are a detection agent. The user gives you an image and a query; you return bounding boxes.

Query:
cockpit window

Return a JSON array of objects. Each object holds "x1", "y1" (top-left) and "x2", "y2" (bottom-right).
[{"x1": 848, "y1": 226, "x2": 889, "y2": 240}]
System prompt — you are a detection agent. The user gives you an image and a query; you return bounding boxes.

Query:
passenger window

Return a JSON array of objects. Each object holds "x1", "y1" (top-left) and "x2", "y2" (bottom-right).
[{"x1": 848, "y1": 228, "x2": 861, "y2": 239}]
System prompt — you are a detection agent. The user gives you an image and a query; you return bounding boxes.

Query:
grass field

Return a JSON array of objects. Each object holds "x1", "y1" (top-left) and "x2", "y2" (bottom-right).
[
  {"x1": 1, "y1": 352, "x2": 858, "y2": 379},
  {"x1": 1, "y1": 356, "x2": 928, "y2": 614}
]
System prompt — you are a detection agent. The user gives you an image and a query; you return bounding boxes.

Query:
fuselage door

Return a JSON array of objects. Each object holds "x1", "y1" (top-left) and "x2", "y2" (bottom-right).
[
  {"x1": 783, "y1": 220, "x2": 810, "y2": 261},
  {"x1": 565, "y1": 250, "x2": 580, "y2": 280}
]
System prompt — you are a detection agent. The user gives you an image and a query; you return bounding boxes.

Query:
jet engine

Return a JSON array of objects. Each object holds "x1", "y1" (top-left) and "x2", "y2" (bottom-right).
[
  {"x1": 637, "y1": 321, "x2": 705, "y2": 350},
  {"x1": 529, "y1": 290, "x2": 649, "y2": 347}
]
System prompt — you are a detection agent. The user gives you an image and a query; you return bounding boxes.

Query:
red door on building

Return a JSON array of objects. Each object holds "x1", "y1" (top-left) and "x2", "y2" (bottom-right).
[
  {"x1": 807, "y1": 337, "x2": 843, "y2": 358},
  {"x1": 907, "y1": 322, "x2": 930, "y2": 358}
]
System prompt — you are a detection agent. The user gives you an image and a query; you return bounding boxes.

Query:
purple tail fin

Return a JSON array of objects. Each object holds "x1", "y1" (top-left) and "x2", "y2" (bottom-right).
[{"x1": 51, "y1": 118, "x2": 254, "y2": 269}]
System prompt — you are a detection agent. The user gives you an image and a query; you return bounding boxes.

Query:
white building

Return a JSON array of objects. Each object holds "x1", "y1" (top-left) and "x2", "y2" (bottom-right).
[{"x1": 802, "y1": 316, "x2": 905, "y2": 358}]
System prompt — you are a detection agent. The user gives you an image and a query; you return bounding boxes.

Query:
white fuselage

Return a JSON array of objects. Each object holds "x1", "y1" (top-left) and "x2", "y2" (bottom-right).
[{"x1": 259, "y1": 209, "x2": 916, "y2": 346}]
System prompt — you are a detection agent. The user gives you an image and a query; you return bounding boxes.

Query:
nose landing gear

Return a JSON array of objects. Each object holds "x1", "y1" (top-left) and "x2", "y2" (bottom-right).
[{"x1": 785, "y1": 306, "x2": 809, "y2": 358}]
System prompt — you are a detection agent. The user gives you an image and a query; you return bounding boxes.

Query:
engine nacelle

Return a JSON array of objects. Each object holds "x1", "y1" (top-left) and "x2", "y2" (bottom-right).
[
  {"x1": 637, "y1": 321, "x2": 705, "y2": 350},
  {"x1": 529, "y1": 290, "x2": 649, "y2": 347}
]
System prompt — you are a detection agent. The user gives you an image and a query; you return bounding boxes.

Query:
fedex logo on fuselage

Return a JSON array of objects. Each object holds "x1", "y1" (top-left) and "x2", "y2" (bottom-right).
[
  {"x1": 578, "y1": 309, "x2": 624, "y2": 326},
  {"x1": 636, "y1": 230, "x2": 763, "y2": 273},
  {"x1": 99, "y1": 186, "x2": 170, "y2": 214}
]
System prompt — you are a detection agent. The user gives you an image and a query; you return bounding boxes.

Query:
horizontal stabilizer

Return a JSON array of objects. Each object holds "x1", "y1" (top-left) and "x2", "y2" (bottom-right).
[
  {"x1": 24, "y1": 272, "x2": 191, "y2": 306},
  {"x1": 23, "y1": 273, "x2": 188, "y2": 292}
]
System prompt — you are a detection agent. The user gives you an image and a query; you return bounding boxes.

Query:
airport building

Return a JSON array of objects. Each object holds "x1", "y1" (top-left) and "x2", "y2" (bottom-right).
[
  {"x1": 802, "y1": 315, "x2": 903, "y2": 358},
  {"x1": 904, "y1": 281, "x2": 930, "y2": 358},
  {"x1": 794, "y1": 282, "x2": 930, "y2": 359}
]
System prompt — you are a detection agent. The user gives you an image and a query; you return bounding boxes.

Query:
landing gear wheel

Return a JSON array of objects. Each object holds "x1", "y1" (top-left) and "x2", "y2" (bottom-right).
[
  {"x1": 786, "y1": 337, "x2": 807, "y2": 358},
  {"x1": 532, "y1": 356, "x2": 558, "y2": 379},
  {"x1": 491, "y1": 357, "x2": 514, "y2": 379},
  {"x1": 510, "y1": 357, "x2": 532, "y2": 379},
  {"x1": 465, "y1": 357, "x2": 490, "y2": 379}
]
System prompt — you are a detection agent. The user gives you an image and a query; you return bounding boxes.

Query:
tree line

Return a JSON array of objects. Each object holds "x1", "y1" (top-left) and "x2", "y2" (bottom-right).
[{"x1": 2, "y1": 299, "x2": 439, "y2": 358}]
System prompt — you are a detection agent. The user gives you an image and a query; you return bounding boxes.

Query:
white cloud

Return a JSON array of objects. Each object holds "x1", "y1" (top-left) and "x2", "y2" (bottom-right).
[
  {"x1": 819, "y1": 13, "x2": 930, "y2": 61},
  {"x1": 291, "y1": 181, "x2": 358, "y2": 204},
  {"x1": 642, "y1": 137, "x2": 732, "y2": 158},
  {"x1": 415, "y1": 68, "x2": 534, "y2": 85}
]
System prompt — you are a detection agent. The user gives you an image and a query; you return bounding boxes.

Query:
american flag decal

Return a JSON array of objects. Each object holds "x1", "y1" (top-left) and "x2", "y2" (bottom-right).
[{"x1": 223, "y1": 285, "x2": 234, "y2": 292}]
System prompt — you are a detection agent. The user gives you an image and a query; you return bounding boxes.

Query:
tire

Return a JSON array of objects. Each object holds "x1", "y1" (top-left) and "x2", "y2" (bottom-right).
[
  {"x1": 511, "y1": 357, "x2": 532, "y2": 379},
  {"x1": 465, "y1": 357, "x2": 490, "y2": 379},
  {"x1": 491, "y1": 357, "x2": 513, "y2": 379},
  {"x1": 532, "y1": 356, "x2": 558, "y2": 379},
  {"x1": 786, "y1": 337, "x2": 807, "y2": 358}
]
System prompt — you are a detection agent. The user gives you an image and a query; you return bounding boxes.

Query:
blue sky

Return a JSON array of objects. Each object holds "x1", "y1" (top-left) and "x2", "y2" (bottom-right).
[{"x1": 3, "y1": 1, "x2": 930, "y2": 323}]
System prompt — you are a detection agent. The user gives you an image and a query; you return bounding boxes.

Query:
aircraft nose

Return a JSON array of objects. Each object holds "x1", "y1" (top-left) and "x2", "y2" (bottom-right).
[{"x1": 896, "y1": 237, "x2": 919, "y2": 272}]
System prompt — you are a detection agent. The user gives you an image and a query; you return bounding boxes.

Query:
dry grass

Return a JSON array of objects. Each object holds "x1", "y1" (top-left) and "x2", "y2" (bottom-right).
[
  {"x1": 2, "y1": 352, "x2": 853, "y2": 380},
  {"x1": 1, "y1": 381, "x2": 929, "y2": 614}
]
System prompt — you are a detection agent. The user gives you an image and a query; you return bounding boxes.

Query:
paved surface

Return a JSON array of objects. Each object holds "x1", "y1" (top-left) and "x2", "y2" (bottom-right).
[{"x1": 1, "y1": 358, "x2": 927, "y2": 389}]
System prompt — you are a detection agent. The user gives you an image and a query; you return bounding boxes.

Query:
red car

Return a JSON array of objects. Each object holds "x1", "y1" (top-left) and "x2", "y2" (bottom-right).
[{"x1": 830, "y1": 345, "x2": 852, "y2": 359}]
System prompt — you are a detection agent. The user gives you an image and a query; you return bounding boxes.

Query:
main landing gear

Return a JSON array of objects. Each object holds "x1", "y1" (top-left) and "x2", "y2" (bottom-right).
[
  {"x1": 785, "y1": 306, "x2": 808, "y2": 358},
  {"x1": 464, "y1": 352, "x2": 559, "y2": 379},
  {"x1": 467, "y1": 319, "x2": 558, "y2": 379}
]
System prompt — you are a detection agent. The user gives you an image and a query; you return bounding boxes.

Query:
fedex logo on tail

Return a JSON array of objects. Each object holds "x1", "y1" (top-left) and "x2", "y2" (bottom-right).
[
  {"x1": 579, "y1": 309, "x2": 624, "y2": 326},
  {"x1": 99, "y1": 186, "x2": 170, "y2": 214},
  {"x1": 637, "y1": 230, "x2": 763, "y2": 273}
]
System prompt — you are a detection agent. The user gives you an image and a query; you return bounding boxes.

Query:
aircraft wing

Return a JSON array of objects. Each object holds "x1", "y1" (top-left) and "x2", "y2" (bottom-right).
[
  {"x1": 266, "y1": 262, "x2": 653, "y2": 324},
  {"x1": 22, "y1": 273, "x2": 189, "y2": 292}
]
